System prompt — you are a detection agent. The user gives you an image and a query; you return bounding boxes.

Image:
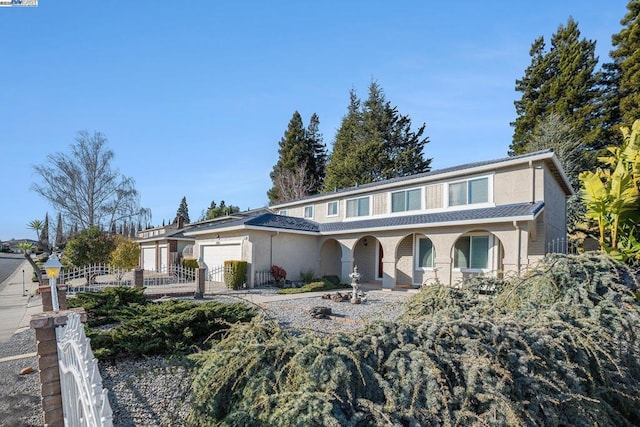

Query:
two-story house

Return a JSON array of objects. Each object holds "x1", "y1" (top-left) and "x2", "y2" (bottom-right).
[{"x1": 181, "y1": 149, "x2": 572, "y2": 289}]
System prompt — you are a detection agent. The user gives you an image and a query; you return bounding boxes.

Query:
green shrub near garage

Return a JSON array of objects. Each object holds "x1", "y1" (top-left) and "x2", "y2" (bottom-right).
[{"x1": 223, "y1": 260, "x2": 247, "y2": 290}]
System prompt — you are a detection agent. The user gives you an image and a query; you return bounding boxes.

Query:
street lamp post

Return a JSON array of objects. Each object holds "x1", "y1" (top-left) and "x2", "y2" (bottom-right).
[
  {"x1": 43, "y1": 254, "x2": 63, "y2": 312},
  {"x1": 22, "y1": 269, "x2": 25, "y2": 296}
]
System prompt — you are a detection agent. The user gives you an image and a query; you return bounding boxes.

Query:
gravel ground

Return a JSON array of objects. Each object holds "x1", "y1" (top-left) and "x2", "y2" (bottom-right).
[
  {"x1": 0, "y1": 289, "x2": 410, "y2": 426},
  {"x1": 0, "y1": 329, "x2": 42, "y2": 427}
]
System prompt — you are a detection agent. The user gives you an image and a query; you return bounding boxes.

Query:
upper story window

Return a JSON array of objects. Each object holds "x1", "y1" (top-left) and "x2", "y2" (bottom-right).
[
  {"x1": 391, "y1": 188, "x2": 421, "y2": 213},
  {"x1": 304, "y1": 206, "x2": 314, "y2": 219},
  {"x1": 327, "y1": 201, "x2": 338, "y2": 217},
  {"x1": 448, "y1": 177, "x2": 489, "y2": 207},
  {"x1": 346, "y1": 196, "x2": 370, "y2": 218},
  {"x1": 278, "y1": 209, "x2": 288, "y2": 216}
]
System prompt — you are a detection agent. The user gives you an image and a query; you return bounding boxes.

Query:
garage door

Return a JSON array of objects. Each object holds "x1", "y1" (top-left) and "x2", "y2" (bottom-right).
[
  {"x1": 142, "y1": 247, "x2": 156, "y2": 271},
  {"x1": 202, "y1": 243, "x2": 242, "y2": 269}
]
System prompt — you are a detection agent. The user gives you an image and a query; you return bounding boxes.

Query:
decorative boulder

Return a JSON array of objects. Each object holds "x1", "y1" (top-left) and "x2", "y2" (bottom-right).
[{"x1": 309, "y1": 306, "x2": 332, "y2": 319}]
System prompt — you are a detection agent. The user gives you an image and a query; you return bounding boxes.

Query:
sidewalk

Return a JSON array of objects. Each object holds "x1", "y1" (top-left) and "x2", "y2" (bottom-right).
[{"x1": 0, "y1": 260, "x2": 43, "y2": 343}]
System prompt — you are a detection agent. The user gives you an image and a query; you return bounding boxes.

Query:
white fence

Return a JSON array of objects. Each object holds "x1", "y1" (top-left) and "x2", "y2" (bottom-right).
[
  {"x1": 56, "y1": 312, "x2": 113, "y2": 426},
  {"x1": 62, "y1": 264, "x2": 131, "y2": 295},
  {"x1": 61, "y1": 264, "x2": 197, "y2": 295},
  {"x1": 254, "y1": 270, "x2": 272, "y2": 286},
  {"x1": 143, "y1": 265, "x2": 196, "y2": 287}
]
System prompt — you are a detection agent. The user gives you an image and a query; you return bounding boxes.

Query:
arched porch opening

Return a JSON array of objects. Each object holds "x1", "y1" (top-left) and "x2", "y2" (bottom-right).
[
  {"x1": 353, "y1": 235, "x2": 382, "y2": 284},
  {"x1": 450, "y1": 229, "x2": 504, "y2": 283},
  {"x1": 319, "y1": 238, "x2": 342, "y2": 279},
  {"x1": 395, "y1": 233, "x2": 436, "y2": 287}
]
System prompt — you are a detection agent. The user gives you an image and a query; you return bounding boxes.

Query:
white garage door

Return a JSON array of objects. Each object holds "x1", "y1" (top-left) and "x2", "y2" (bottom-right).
[
  {"x1": 202, "y1": 244, "x2": 242, "y2": 269},
  {"x1": 142, "y1": 247, "x2": 156, "y2": 271}
]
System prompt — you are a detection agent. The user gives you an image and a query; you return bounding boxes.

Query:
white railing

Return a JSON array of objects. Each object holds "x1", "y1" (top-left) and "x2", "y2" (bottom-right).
[
  {"x1": 143, "y1": 265, "x2": 196, "y2": 287},
  {"x1": 254, "y1": 270, "x2": 272, "y2": 286},
  {"x1": 56, "y1": 312, "x2": 113, "y2": 426},
  {"x1": 62, "y1": 264, "x2": 131, "y2": 295},
  {"x1": 208, "y1": 264, "x2": 227, "y2": 283}
]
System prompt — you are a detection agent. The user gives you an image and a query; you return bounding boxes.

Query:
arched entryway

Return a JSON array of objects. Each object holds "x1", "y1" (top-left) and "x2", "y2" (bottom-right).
[
  {"x1": 395, "y1": 233, "x2": 436, "y2": 287},
  {"x1": 353, "y1": 235, "x2": 382, "y2": 284},
  {"x1": 319, "y1": 238, "x2": 342, "y2": 278}
]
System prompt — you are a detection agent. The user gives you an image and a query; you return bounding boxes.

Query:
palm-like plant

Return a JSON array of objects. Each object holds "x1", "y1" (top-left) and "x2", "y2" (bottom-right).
[
  {"x1": 17, "y1": 241, "x2": 34, "y2": 254},
  {"x1": 580, "y1": 120, "x2": 640, "y2": 261},
  {"x1": 27, "y1": 219, "x2": 43, "y2": 242}
]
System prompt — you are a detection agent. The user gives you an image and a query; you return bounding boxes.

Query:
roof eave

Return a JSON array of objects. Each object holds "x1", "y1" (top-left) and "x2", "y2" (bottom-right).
[
  {"x1": 271, "y1": 151, "x2": 561, "y2": 208},
  {"x1": 319, "y1": 213, "x2": 541, "y2": 235}
]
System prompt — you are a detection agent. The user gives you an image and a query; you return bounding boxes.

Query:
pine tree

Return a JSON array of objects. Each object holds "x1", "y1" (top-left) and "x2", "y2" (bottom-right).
[
  {"x1": 324, "y1": 90, "x2": 364, "y2": 191},
  {"x1": 306, "y1": 113, "x2": 327, "y2": 193},
  {"x1": 608, "y1": 1, "x2": 640, "y2": 127},
  {"x1": 40, "y1": 213, "x2": 50, "y2": 250},
  {"x1": 324, "y1": 82, "x2": 431, "y2": 191},
  {"x1": 510, "y1": 18, "x2": 602, "y2": 155},
  {"x1": 268, "y1": 111, "x2": 327, "y2": 203},
  {"x1": 176, "y1": 196, "x2": 190, "y2": 224}
]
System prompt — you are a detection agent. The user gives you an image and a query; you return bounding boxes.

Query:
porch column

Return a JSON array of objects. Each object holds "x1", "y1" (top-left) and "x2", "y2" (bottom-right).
[
  {"x1": 501, "y1": 224, "x2": 528, "y2": 276},
  {"x1": 381, "y1": 259, "x2": 396, "y2": 290},
  {"x1": 433, "y1": 258, "x2": 452, "y2": 286},
  {"x1": 341, "y1": 258, "x2": 353, "y2": 285}
]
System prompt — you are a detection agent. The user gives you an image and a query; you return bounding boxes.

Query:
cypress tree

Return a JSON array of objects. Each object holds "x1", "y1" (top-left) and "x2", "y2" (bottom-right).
[
  {"x1": 54, "y1": 212, "x2": 64, "y2": 250},
  {"x1": 510, "y1": 18, "x2": 602, "y2": 155},
  {"x1": 40, "y1": 213, "x2": 49, "y2": 250}
]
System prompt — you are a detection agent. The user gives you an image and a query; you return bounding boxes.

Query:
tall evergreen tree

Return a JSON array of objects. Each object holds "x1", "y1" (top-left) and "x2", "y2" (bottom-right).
[
  {"x1": 40, "y1": 213, "x2": 49, "y2": 250},
  {"x1": 324, "y1": 90, "x2": 366, "y2": 191},
  {"x1": 306, "y1": 113, "x2": 327, "y2": 193},
  {"x1": 510, "y1": 18, "x2": 602, "y2": 155},
  {"x1": 324, "y1": 82, "x2": 431, "y2": 191},
  {"x1": 268, "y1": 111, "x2": 327, "y2": 203},
  {"x1": 176, "y1": 196, "x2": 190, "y2": 224},
  {"x1": 54, "y1": 212, "x2": 65, "y2": 250},
  {"x1": 608, "y1": 1, "x2": 640, "y2": 127}
]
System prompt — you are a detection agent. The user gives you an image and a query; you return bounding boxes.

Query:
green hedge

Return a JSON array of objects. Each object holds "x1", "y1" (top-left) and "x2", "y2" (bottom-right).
[
  {"x1": 182, "y1": 258, "x2": 199, "y2": 269},
  {"x1": 223, "y1": 260, "x2": 247, "y2": 290}
]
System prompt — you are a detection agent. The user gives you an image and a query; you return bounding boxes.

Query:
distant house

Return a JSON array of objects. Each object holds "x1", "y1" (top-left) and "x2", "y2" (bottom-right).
[
  {"x1": 153, "y1": 149, "x2": 571, "y2": 289},
  {"x1": 136, "y1": 217, "x2": 195, "y2": 272},
  {"x1": 2, "y1": 239, "x2": 41, "y2": 254}
]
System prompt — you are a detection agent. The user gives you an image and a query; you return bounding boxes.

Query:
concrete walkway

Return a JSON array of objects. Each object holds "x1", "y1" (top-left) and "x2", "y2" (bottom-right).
[{"x1": 0, "y1": 260, "x2": 42, "y2": 343}]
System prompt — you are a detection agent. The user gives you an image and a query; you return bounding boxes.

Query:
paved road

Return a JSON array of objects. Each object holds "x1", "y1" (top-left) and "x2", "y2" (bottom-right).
[{"x1": 0, "y1": 254, "x2": 27, "y2": 293}]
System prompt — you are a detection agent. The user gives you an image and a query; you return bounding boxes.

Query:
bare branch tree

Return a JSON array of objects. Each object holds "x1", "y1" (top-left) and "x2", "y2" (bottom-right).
[
  {"x1": 271, "y1": 162, "x2": 315, "y2": 203},
  {"x1": 32, "y1": 131, "x2": 151, "y2": 231}
]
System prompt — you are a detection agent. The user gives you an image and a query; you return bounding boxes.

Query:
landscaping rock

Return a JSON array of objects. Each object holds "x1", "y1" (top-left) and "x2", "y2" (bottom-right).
[
  {"x1": 331, "y1": 292, "x2": 350, "y2": 302},
  {"x1": 309, "y1": 306, "x2": 332, "y2": 319}
]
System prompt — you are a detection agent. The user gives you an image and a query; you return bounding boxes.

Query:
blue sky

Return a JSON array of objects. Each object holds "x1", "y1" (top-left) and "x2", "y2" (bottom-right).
[{"x1": 0, "y1": 1, "x2": 628, "y2": 240}]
